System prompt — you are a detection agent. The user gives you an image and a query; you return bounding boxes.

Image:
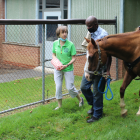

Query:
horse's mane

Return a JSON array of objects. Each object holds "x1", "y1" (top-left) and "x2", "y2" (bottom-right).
[{"x1": 96, "y1": 29, "x2": 140, "y2": 43}]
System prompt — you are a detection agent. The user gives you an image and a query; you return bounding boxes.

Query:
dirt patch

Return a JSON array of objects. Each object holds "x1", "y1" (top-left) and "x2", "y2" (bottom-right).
[{"x1": 0, "y1": 64, "x2": 29, "y2": 75}]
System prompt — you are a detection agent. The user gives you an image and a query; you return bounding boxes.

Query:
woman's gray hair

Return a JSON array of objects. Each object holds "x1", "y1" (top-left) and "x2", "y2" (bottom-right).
[{"x1": 56, "y1": 26, "x2": 68, "y2": 37}]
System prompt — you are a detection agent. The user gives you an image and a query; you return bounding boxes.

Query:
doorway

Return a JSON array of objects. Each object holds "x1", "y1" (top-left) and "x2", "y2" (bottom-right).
[{"x1": 44, "y1": 11, "x2": 61, "y2": 67}]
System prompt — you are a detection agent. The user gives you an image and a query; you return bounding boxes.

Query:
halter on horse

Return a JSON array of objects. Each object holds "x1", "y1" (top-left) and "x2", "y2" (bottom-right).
[
  {"x1": 85, "y1": 27, "x2": 140, "y2": 116},
  {"x1": 85, "y1": 42, "x2": 108, "y2": 78}
]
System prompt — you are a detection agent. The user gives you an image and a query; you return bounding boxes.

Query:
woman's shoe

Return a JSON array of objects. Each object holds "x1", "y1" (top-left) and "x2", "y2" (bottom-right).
[{"x1": 54, "y1": 107, "x2": 59, "y2": 110}]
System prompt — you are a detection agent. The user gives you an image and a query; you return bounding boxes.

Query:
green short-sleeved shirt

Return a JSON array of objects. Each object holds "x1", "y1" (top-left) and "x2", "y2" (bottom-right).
[{"x1": 52, "y1": 39, "x2": 76, "y2": 72}]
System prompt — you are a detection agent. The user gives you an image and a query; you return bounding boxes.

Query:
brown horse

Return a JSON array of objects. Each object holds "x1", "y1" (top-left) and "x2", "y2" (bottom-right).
[{"x1": 85, "y1": 27, "x2": 140, "y2": 116}]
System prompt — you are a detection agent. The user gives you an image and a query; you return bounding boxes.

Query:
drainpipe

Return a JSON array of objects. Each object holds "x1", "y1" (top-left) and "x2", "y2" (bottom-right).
[
  {"x1": 116, "y1": 0, "x2": 124, "y2": 80},
  {"x1": 120, "y1": 0, "x2": 124, "y2": 34},
  {"x1": 5, "y1": 0, "x2": 7, "y2": 41},
  {"x1": 68, "y1": 0, "x2": 71, "y2": 41},
  {"x1": 68, "y1": 0, "x2": 71, "y2": 19},
  {"x1": 115, "y1": 16, "x2": 118, "y2": 81},
  {"x1": 35, "y1": 0, "x2": 39, "y2": 45}
]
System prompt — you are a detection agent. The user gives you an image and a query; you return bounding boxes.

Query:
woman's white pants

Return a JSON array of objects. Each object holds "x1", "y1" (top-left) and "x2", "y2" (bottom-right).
[{"x1": 54, "y1": 69, "x2": 78, "y2": 99}]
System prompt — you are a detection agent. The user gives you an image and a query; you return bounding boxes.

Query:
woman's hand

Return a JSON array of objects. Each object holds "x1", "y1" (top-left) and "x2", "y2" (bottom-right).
[
  {"x1": 58, "y1": 55, "x2": 76, "y2": 71},
  {"x1": 59, "y1": 65, "x2": 68, "y2": 70}
]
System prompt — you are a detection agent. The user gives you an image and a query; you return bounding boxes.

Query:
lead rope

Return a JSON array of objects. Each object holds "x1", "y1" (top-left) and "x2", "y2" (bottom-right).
[{"x1": 98, "y1": 76, "x2": 113, "y2": 100}]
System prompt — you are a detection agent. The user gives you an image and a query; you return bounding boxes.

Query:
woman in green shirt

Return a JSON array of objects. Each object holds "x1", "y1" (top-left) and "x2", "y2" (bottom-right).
[{"x1": 52, "y1": 26, "x2": 84, "y2": 110}]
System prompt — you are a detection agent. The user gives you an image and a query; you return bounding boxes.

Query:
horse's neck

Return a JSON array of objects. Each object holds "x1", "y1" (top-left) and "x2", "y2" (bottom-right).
[
  {"x1": 100, "y1": 38, "x2": 135, "y2": 62},
  {"x1": 99, "y1": 31, "x2": 140, "y2": 62}
]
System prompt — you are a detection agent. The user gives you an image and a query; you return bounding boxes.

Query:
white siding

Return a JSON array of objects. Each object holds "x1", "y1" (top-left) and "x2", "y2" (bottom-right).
[
  {"x1": 70, "y1": 0, "x2": 121, "y2": 49},
  {"x1": 71, "y1": 0, "x2": 120, "y2": 23},
  {"x1": 6, "y1": 0, "x2": 37, "y2": 45}
]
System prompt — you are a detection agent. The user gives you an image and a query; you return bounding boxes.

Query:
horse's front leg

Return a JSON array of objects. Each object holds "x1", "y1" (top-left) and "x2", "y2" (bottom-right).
[
  {"x1": 136, "y1": 106, "x2": 140, "y2": 115},
  {"x1": 120, "y1": 71, "x2": 135, "y2": 116}
]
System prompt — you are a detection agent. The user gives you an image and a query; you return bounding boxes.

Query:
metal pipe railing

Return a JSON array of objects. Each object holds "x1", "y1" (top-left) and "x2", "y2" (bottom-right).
[{"x1": 0, "y1": 19, "x2": 117, "y2": 25}]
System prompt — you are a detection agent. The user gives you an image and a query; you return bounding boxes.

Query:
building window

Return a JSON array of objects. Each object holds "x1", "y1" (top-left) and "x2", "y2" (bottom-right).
[
  {"x1": 64, "y1": 0, "x2": 68, "y2": 19},
  {"x1": 64, "y1": 0, "x2": 68, "y2": 9},
  {"x1": 46, "y1": 0, "x2": 60, "y2": 8},
  {"x1": 38, "y1": 0, "x2": 68, "y2": 43},
  {"x1": 39, "y1": 0, "x2": 42, "y2": 10},
  {"x1": 39, "y1": 0, "x2": 68, "y2": 19},
  {"x1": 46, "y1": 16, "x2": 58, "y2": 41}
]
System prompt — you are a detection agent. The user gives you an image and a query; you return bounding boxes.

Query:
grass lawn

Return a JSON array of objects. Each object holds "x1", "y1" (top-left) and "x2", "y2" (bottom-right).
[
  {"x1": 0, "y1": 74, "x2": 82, "y2": 111},
  {"x1": 0, "y1": 79, "x2": 140, "y2": 140}
]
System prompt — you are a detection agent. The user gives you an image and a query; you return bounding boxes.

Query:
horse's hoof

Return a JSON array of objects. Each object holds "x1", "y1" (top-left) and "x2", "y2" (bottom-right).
[
  {"x1": 136, "y1": 111, "x2": 140, "y2": 116},
  {"x1": 136, "y1": 106, "x2": 140, "y2": 115},
  {"x1": 121, "y1": 109, "x2": 127, "y2": 117},
  {"x1": 136, "y1": 113, "x2": 140, "y2": 116}
]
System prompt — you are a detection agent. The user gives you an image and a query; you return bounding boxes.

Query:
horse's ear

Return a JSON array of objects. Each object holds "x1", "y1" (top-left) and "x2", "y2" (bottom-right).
[
  {"x1": 91, "y1": 38, "x2": 97, "y2": 49},
  {"x1": 84, "y1": 37, "x2": 90, "y2": 43}
]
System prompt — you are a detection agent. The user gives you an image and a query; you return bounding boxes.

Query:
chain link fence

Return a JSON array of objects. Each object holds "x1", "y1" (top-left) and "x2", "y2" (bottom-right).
[{"x1": 0, "y1": 19, "x2": 117, "y2": 115}]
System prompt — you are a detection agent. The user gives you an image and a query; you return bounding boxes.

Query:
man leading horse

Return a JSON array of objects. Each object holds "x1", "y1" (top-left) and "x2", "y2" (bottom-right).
[
  {"x1": 84, "y1": 23, "x2": 140, "y2": 117},
  {"x1": 80, "y1": 16, "x2": 112, "y2": 123}
]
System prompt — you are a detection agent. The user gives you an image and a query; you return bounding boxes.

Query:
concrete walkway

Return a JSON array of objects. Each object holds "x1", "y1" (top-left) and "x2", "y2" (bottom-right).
[{"x1": 0, "y1": 66, "x2": 54, "y2": 83}]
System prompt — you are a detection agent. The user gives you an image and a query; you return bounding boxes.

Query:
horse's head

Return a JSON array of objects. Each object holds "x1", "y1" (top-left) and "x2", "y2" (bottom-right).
[{"x1": 84, "y1": 38, "x2": 107, "y2": 81}]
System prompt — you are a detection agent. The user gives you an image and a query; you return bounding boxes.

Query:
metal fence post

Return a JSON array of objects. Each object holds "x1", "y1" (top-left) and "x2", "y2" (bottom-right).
[
  {"x1": 42, "y1": 24, "x2": 45, "y2": 104},
  {"x1": 115, "y1": 16, "x2": 118, "y2": 80}
]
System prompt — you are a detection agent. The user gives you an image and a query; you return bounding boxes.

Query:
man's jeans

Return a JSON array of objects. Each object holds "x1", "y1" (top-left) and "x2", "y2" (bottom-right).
[{"x1": 80, "y1": 74, "x2": 106, "y2": 119}]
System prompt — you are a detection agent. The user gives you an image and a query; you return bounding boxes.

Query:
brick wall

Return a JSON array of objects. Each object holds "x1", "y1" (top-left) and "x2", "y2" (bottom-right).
[
  {"x1": 1, "y1": 45, "x2": 125, "y2": 78},
  {"x1": 110, "y1": 56, "x2": 117, "y2": 80},
  {"x1": 0, "y1": 1, "x2": 40, "y2": 69},
  {"x1": 0, "y1": 0, "x2": 5, "y2": 19},
  {"x1": 118, "y1": 59, "x2": 125, "y2": 79},
  {"x1": 2, "y1": 43, "x2": 40, "y2": 69},
  {"x1": 74, "y1": 52, "x2": 86, "y2": 76}
]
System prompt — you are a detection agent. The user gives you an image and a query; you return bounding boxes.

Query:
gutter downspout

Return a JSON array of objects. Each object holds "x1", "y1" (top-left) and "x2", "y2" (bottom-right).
[
  {"x1": 115, "y1": 16, "x2": 118, "y2": 81},
  {"x1": 68, "y1": 0, "x2": 71, "y2": 41},
  {"x1": 35, "y1": 0, "x2": 39, "y2": 45},
  {"x1": 5, "y1": 0, "x2": 7, "y2": 42},
  {"x1": 120, "y1": 0, "x2": 124, "y2": 34},
  {"x1": 116, "y1": 0, "x2": 124, "y2": 80}
]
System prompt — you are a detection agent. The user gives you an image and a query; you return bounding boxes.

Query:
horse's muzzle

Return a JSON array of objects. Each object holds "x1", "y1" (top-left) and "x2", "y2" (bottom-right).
[
  {"x1": 85, "y1": 72, "x2": 92, "y2": 81},
  {"x1": 85, "y1": 72, "x2": 95, "y2": 81}
]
